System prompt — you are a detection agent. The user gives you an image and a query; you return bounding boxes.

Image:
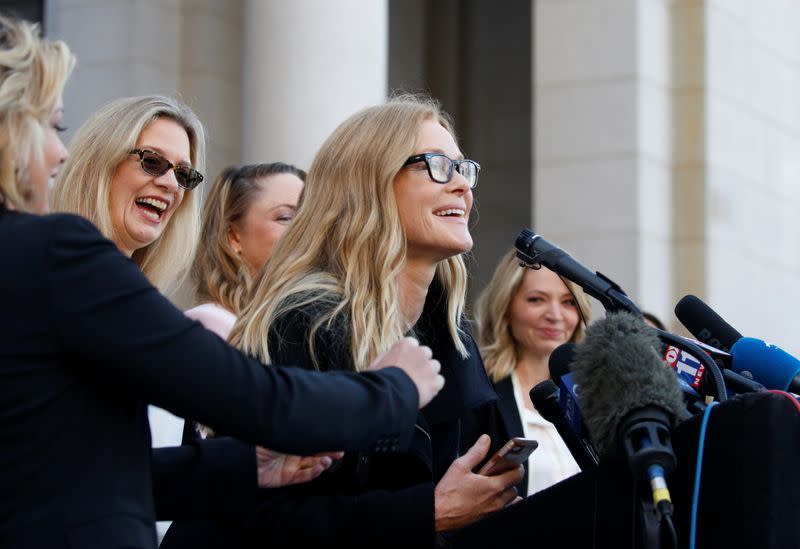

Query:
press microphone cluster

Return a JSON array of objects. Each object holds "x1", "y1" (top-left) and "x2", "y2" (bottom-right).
[
  {"x1": 569, "y1": 312, "x2": 685, "y2": 459},
  {"x1": 675, "y1": 294, "x2": 800, "y2": 394},
  {"x1": 515, "y1": 228, "x2": 728, "y2": 403}
]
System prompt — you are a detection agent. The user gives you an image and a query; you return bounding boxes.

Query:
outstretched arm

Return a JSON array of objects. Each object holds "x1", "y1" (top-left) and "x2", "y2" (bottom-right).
[{"x1": 47, "y1": 215, "x2": 429, "y2": 454}]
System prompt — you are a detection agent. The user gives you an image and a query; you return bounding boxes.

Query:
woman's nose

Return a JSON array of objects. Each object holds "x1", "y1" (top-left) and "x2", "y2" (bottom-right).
[
  {"x1": 544, "y1": 301, "x2": 564, "y2": 320},
  {"x1": 154, "y1": 169, "x2": 180, "y2": 193},
  {"x1": 448, "y1": 169, "x2": 471, "y2": 195},
  {"x1": 57, "y1": 137, "x2": 68, "y2": 165}
]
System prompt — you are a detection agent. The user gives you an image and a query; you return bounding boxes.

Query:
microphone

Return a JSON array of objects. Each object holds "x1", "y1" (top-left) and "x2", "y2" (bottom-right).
[
  {"x1": 675, "y1": 294, "x2": 800, "y2": 393},
  {"x1": 570, "y1": 311, "x2": 685, "y2": 531},
  {"x1": 526, "y1": 343, "x2": 600, "y2": 470},
  {"x1": 731, "y1": 338, "x2": 800, "y2": 393},
  {"x1": 674, "y1": 294, "x2": 741, "y2": 353},
  {"x1": 662, "y1": 337, "x2": 764, "y2": 395},
  {"x1": 549, "y1": 342, "x2": 576, "y2": 380},
  {"x1": 515, "y1": 228, "x2": 642, "y2": 315},
  {"x1": 529, "y1": 380, "x2": 598, "y2": 471},
  {"x1": 548, "y1": 344, "x2": 599, "y2": 466},
  {"x1": 659, "y1": 342, "x2": 708, "y2": 416}
]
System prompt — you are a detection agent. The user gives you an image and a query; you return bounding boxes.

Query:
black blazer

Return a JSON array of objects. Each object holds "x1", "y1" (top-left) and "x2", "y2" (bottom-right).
[
  {"x1": 163, "y1": 280, "x2": 498, "y2": 548},
  {"x1": 0, "y1": 210, "x2": 421, "y2": 549},
  {"x1": 459, "y1": 377, "x2": 530, "y2": 497},
  {"x1": 152, "y1": 437, "x2": 262, "y2": 520}
]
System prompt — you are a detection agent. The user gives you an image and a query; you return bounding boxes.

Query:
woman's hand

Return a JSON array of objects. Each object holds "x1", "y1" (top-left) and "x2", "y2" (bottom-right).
[
  {"x1": 256, "y1": 447, "x2": 344, "y2": 488},
  {"x1": 433, "y1": 434, "x2": 523, "y2": 532},
  {"x1": 367, "y1": 337, "x2": 444, "y2": 408}
]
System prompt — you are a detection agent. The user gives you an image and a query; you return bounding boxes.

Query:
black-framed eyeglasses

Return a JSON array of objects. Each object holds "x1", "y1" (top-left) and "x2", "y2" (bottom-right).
[
  {"x1": 403, "y1": 153, "x2": 480, "y2": 189},
  {"x1": 129, "y1": 149, "x2": 204, "y2": 190}
]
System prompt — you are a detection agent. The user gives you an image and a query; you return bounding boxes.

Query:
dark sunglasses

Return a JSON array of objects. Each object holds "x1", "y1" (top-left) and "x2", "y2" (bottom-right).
[
  {"x1": 130, "y1": 148, "x2": 204, "y2": 190},
  {"x1": 403, "y1": 153, "x2": 480, "y2": 189}
]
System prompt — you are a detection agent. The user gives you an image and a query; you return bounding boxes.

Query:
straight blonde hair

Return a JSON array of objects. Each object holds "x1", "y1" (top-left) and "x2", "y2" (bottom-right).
[
  {"x1": 192, "y1": 162, "x2": 306, "y2": 315},
  {"x1": 0, "y1": 16, "x2": 74, "y2": 211},
  {"x1": 230, "y1": 94, "x2": 469, "y2": 370},
  {"x1": 475, "y1": 248, "x2": 592, "y2": 383},
  {"x1": 52, "y1": 95, "x2": 205, "y2": 291}
]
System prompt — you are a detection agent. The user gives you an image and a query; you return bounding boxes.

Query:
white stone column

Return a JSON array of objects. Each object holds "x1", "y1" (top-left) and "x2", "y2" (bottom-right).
[
  {"x1": 703, "y1": 0, "x2": 800, "y2": 353},
  {"x1": 534, "y1": 0, "x2": 675, "y2": 327},
  {"x1": 242, "y1": 0, "x2": 388, "y2": 170}
]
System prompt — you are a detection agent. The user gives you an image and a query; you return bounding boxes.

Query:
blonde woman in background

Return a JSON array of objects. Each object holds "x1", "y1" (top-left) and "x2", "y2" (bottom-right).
[
  {"x1": 461, "y1": 248, "x2": 591, "y2": 497},
  {"x1": 185, "y1": 162, "x2": 305, "y2": 339}
]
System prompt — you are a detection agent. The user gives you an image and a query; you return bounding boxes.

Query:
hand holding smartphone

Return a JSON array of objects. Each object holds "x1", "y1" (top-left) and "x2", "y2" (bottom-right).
[{"x1": 477, "y1": 437, "x2": 538, "y2": 476}]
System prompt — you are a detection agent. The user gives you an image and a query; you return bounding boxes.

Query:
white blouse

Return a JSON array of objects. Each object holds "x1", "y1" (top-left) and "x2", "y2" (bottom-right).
[
  {"x1": 510, "y1": 370, "x2": 581, "y2": 496},
  {"x1": 184, "y1": 302, "x2": 237, "y2": 339}
]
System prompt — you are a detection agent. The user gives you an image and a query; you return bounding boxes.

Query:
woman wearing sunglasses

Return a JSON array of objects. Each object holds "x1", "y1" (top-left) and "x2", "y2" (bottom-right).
[
  {"x1": 52, "y1": 102, "x2": 308, "y2": 473},
  {"x1": 52, "y1": 95, "x2": 206, "y2": 292},
  {"x1": 0, "y1": 16, "x2": 444, "y2": 549},
  {"x1": 192, "y1": 95, "x2": 523, "y2": 549}
]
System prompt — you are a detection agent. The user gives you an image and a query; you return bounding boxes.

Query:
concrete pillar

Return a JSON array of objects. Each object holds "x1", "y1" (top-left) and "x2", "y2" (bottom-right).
[
  {"x1": 534, "y1": 0, "x2": 675, "y2": 327},
  {"x1": 242, "y1": 0, "x2": 388, "y2": 170},
  {"x1": 703, "y1": 0, "x2": 800, "y2": 352}
]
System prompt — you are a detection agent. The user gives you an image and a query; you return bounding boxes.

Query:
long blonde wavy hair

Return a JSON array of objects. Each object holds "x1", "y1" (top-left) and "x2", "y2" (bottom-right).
[
  {"x1": 0, "y1": 15, "x2": 74, "y2": 211},
  {"x1": 191, "y1": 162, "x2": 306, "y2": 315},
  {"x1": 475, "y1": 248, "x2": 592, "y2": 383},
  {"x1": 52, "y1": 95, "x2": 205, "y2": 291},
  {"x1": 229, "y1": 95, "x2": 470, "y2": 370}
]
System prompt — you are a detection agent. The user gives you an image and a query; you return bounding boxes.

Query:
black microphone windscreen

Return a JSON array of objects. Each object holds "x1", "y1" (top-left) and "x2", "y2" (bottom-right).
[
  {"x1": 529, "y1": 379, "x2": 561, "y2": 423},
  {"x1": 674, "y1": 294, "x2": 742, "y2": 352},
  {"x1": 570, "y1": 311, "x2": 685, "y2": 456},
  {"x1": 549, "y1": 343, "x2": 577, "y2": 380}
]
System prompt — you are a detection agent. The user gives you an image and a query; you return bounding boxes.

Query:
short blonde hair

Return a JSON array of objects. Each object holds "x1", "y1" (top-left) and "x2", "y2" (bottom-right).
[
  {"x1": 230, "y1": 94, "x2": 470, "y2": 370},
  {"x1": 475, "y1": 248, "x2": 592, "y2": 383},
  {"x1": 0, "y1": 15, "x2": 74, "y2": 211},
  {"x1": 192, "y1": 162, "x2": 306, "y2": 315},
  {"x1": 52, "y1": 95, "x2": 205, "y2": 291}
]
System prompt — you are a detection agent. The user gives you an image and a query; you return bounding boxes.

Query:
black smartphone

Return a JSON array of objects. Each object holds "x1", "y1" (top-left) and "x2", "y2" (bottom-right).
[{"x1": 477, "y1": 437, "x2": 539, "y2": 475}]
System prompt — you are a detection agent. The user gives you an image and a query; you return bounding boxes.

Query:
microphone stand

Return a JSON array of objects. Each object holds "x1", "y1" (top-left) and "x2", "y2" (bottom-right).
[{"x1": 622, "y1": 407, "x2": 678, "y2": 549}]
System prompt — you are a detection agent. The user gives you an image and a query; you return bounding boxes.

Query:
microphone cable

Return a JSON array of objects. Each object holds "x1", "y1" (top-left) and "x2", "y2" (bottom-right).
[{"x1": 689, "y1": 400, "x2": 718, "y2": 549}]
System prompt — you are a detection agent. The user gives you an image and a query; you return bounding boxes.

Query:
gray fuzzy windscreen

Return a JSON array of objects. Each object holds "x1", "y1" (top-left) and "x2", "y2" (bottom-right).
[{"x1": 570, "y1": 311, "x2": 685, "y2": 457}]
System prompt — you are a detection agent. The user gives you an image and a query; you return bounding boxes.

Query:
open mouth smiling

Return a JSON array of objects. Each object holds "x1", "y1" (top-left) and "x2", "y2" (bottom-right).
[
  {"x1": 434, "y1": 208, "x2": 465, "y2": 218},
  {"x1": 135, "y1": 197, "x2": 169, "y2": 221}
]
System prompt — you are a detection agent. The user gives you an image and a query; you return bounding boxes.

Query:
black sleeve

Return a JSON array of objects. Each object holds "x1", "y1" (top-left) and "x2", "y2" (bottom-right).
[
  {"x1": 45, "y1": 215, "x2": 418, "y2": 454},
  {"x1": 151, "y1": 438, "x2": 258, "y2": 519}
]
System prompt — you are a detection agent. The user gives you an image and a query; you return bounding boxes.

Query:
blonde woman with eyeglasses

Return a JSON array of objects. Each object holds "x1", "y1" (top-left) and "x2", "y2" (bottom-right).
[{"x1": 216, "y1": 95, "x2": 523, "y2": 549}]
